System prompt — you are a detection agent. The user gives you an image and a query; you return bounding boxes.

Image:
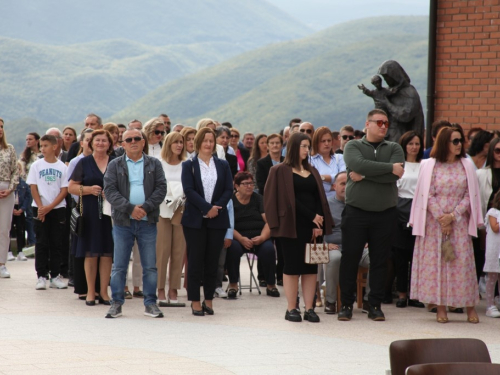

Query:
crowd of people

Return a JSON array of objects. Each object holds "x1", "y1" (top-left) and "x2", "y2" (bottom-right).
[{"x1": 0, "y1": 110, "x2": 497, "y2": 324}]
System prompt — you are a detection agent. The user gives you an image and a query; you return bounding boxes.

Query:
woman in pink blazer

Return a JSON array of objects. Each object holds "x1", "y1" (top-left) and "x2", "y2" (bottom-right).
[{"x1": 409, "y1": 125, "x2": 483, "y2": 324}]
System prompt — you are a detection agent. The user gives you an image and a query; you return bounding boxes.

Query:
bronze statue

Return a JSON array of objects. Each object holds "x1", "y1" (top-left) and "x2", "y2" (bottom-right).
[{"x1": 358, "y1": 60, "x2": 424, "y2": 142}]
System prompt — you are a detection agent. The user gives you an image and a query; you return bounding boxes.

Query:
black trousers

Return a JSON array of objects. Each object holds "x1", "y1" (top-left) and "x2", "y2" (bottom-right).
[
  {"x1": 340, "y1": 205, "x2": 397, "y2": 307},
  {"x1": 184, "y1": 220, "x2": 226, "y2": 301},
  {"x1": 59, "y1": 200, "x2": 72, "y2": 276},
  {"x1": 34, "y1": 207, "x2": 66, "y2": 279},
  {"x1": 226, "y1": 239, "x2": 276, "y2": 285},
  {"x1": 275, "y1": 238, "x2": 284, "y2": 281},
  {"x1": 12, "y1": 211, "x2": 26, "y2": 252}
]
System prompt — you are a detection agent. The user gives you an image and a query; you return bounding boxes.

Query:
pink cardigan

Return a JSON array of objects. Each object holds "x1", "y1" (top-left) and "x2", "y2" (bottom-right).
[{"x1": 409, "y1": 158, "x2": 483, "y2": 237}]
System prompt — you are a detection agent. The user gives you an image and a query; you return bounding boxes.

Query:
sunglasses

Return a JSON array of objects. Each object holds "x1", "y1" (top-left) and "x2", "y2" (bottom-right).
[
  {"x1": 341, "y1": 135, "x2": 355, "y2": 140},
  {"x1": 450, "y1": 138, "x2": 464, "y2": 146},
  {"x1": 231, "y1": 134, "x2": 239, "y2": 138},
  {"x1": 124, "y1": 136, "x2": 143, "y2": 143},
  {"x1": 300, "y1": 129, "x2": 313, "y2": 134},
  {"x1": 494, "y1": 148, "x2": 500, "y2": 155},
  {"x1": 154, "y1": 130, "x2": 165, "y2": 136},
  {"x1": 368, "y1": 119, "x2": 390, "y2": 128}
]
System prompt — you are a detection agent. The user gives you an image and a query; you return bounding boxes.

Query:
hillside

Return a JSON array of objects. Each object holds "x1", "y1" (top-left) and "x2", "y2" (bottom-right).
[
  {"x1": 111, "y1": 16, "x2": 429, "y2": 133},
  {"x1": 2, "y1": 0, "x2": 310, "y2": 46}
]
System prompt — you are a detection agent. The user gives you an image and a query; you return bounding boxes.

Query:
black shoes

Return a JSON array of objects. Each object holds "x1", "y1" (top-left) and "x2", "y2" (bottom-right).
[
  {"x1": 266, "y1": 287, "x2": 280, "y2": 297},
  {"x1": 277, "y1": 279, "x2": 283, "y2": 286},
  {"x1": 259, "y1": 280, "x2": 267, "y2": 287},
  {"x1": 202, "y1": 301, "x2": 214, "y2": 315},
  {"x1": 133, "y1": 290, "x2": 144, "y2": 298},
  {"x1": 368, "y1": 305, "x2": 385, "y2": 321},
  {"x1": 337, "y1": 305, "x2": 353, "y2": 321},
  {"x1": 304, "y1": 309, "x2": 320, "y2": 322},
  {"x1": 362, "y1": 301, "x2": 370, "y2": 314},
  {"x1": 227, "y1": 288, "x2": 238, "y2": 299},
  {"x1": 324, "y1": 301, "x2": 337, "y2": 314},
  {"x1": 191, "y1": 303, "x2": 204, "y2": 316},
  {"x1": 285, "y1": 309, "x2": 302, "y2": 322},
  {"x1": 408, "y1": 299, "x2": 425, "y2": 308},
  {"x1": 396, "y1": 298, "x2": 407, "y2": 308}
]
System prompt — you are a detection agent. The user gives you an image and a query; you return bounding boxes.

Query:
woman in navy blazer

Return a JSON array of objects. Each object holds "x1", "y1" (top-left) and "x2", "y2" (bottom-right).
[{"x1": 181, "y1": 127, "x2": 233, "y2": 316}]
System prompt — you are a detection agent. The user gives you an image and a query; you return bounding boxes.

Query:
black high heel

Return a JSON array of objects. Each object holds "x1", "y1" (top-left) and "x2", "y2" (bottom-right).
[
  {"x1": 202, "y1": 301, "x2": 214, "y2": 315},
  {"x1": 191, "y1": 303, "x2": 204, "y2": 316}
]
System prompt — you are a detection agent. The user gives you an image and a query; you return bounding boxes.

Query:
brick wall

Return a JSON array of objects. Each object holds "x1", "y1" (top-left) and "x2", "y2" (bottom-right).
[{"x1": 435, "y1": 0, "x2": 500, "y2": 132}]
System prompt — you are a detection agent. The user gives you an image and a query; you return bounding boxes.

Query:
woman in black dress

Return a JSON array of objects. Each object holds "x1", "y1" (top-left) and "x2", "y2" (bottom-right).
[
  {"x1": 264, "y1": 132, "x2": 333, "y2": 323},
  {"x1": 69, "y1": 129, "x2": 115, "y2": 306}
]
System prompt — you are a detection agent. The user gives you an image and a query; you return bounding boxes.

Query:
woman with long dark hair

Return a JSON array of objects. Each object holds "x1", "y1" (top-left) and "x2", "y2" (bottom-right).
[
  {"x1": 264, "y1": 132, "x2": 333, "y2": 323},
  {"x1": 247, "y1": 134, "x2": 268, "y2": 182}
]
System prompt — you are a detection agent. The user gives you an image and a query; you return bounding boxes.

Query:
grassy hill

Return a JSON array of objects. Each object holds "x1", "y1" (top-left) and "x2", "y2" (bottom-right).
[
  {"x1": 2, "y1": 0, "x2": 310, "y2": 46},
  {"x1": 111, "y1": 16, "x2": 429, "y2": 133}
]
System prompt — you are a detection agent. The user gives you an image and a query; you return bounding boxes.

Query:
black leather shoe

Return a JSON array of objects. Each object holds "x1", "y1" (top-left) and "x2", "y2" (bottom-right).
[
  {"x1": 408, "y1": 299, "x2": 425, "y2": 308},
  {"x1": 86, "y1": 300, "x2": 96, "y2": 306},
  {"x1": 362, "y1": 301, "x2": 370, "y2": 314},
  {"x1": 259, "y1": 280, "x2": 267, "y2": 287},
  {"x1": 448, "y1": 306, "x2": 464, "y2": 314},
  {"x1": 324, "y1": 301, "x2": 337, "y2": 314},
  {"x1": 304, "y1": 308, "x2": 320, "y2": 322},
  {"x1": 98, "y1": 296, "x2": 111, "y2": 306},
  {"x1": 396, "y1": 298, "x2": 407, "y2": 308},
  {"x1": 191, "y1": 303, "x2": 204, "y2": 316},
  {"x1": 266, "y1": 287, "x2": 280, "y2": 297},
  {"x1": 227, "y1": 288, "x2": 238, "y2": 299},
  {"x1": 337, "y1": 305, "x2": 353, "y2": 321},
  {"x1": 202, "y1": 301, "x2": 214, "y2": 315},
  {"x1": 285, "y1": 309, "x2": 302, "y2": 322},
  {"x1": 368, "y1": 305, "x2": 385, "y2": 321}
]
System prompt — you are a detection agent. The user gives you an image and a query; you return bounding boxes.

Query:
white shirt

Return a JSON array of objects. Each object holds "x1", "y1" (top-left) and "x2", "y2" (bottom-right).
[
  {"x1": 148, "y1": 143, "x2": 162, "y2": 159},
  {"x1": 67, "y1": 154, "x2": 84, "y2": 203},
  {"x1": 199, "y1": 157, "x2": 217, "y2": 205},
  {"x1": 27, "y1": 158, "x2": 68, "y2": 208},
  {"x1": 397, "y1": 162, "x2": 420, "y2": 199}
]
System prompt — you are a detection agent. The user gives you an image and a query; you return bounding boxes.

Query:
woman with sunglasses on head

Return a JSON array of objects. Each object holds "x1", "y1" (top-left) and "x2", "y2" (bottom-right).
[
  {"x1": 144, "y1": 118, "x2": 166, "y2": 159},
  {"x1": 410, "y1": 126, "x2": 483, "y2": 324},
  {"x1": 264, "y1": 132, "x2": 333, "y2": 323}
]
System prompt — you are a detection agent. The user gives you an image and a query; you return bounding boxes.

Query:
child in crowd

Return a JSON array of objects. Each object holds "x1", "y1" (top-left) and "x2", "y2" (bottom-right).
[
  {"x1": 26, "y1": 135, "x2": 69, "y2": 290},
  {"x1": 7, "y1": 162, "x2": 30, "y2": 261},
  {"x1": 484, "y1": 190, "x2": 500, "y2": 318}
]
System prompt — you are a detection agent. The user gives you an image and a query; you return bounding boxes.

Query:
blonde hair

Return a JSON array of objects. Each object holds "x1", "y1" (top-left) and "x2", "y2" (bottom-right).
[
  {"x1": 143, "y1": 117, "x2": 165, "y2": 142},
  {"x1": 196, "y1": 118, "x2": 216, "y2": 131},
  {"x1": 103, "y1": 122, "x2": 119, "y2": 135},
  {"x1": 161, "y1": 132, "x2": 186, "y2": 163},
  {"x1": 0, "y1": 117, "x2": 7, "y2": 149},
  {"x1": 180, "y1": 126, "x2": 196, "y2": 141}
]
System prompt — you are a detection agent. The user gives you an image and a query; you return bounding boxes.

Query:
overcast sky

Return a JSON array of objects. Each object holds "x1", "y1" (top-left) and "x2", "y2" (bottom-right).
[{"x1": 267, "y1": 0, "x2": 429, "y2": 30}]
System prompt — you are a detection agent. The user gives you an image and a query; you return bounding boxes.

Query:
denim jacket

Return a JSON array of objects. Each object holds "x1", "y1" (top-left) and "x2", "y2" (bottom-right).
[{"x1": 104, "y1": 153, "x2": 167, "y2": 226}]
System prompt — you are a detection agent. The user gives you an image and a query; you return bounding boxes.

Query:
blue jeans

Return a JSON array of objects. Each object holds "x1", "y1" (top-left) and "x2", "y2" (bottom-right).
[{"x1": 111, "y1": 220, "x2": 158, "y2": 306}]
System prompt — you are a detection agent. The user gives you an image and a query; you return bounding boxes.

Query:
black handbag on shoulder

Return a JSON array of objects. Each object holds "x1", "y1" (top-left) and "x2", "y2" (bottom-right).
[{"x1": 70, "y1": 186, "x2": 84, "y2": 237}]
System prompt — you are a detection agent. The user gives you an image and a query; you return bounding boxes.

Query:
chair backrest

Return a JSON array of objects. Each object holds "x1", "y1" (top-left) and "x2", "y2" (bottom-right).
[
  {"x1": 406, "y1": 362, "x2": 500, "y2": 375},
  {"x1": 389, "y1": 338, "x2": 491, "y2": 375}
]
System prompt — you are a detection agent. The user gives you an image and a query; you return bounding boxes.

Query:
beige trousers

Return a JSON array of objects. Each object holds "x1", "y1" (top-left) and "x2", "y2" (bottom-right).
[
  {"x1": 0, "y1": 182, "x2": 15, "y2": 264},
  {"x1": 156, "y1": 217, "x2": 185, "y2": 290}
]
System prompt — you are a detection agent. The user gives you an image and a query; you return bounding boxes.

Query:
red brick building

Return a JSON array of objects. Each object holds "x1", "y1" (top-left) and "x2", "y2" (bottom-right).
[{"x1": 429, "y1": 0, "x2": 500, "y2": 141}]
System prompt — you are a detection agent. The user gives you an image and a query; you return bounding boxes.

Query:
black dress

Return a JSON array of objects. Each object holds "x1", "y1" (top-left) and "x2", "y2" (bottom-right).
[
  {"x1": 70, "y1": 155, "x2": 114, "y2": 258},
  {"x1": 280, "y1": 173, "x2": 323, "y2": 275}
]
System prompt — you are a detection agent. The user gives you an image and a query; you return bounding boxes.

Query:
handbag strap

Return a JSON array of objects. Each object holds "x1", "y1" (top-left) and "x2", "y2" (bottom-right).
[{"x1": 79, "y1": 185, "x2": 83, "y2": 216}]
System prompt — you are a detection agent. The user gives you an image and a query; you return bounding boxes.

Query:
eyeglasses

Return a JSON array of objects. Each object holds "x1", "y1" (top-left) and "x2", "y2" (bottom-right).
[
  {"x1": 494, "y1": 148, "x2": 500, "y2": 155},
  {"x1": 231, "y1": 135, "x2": 239, "y2": 139},
  {"x1": 368, "y1": 119, "x2": 390, "y2": 128},
  {"x1": 239, "y1": 182, "x2": 255, "y2": 187},
  {"x1": 450, "y1": 138, "x2": 464, "y2": 146},
  {"x1": 163, "y1": 121, "x2": 171, "y2": 126},
  {"x1": 154, "y1": 130, "x2": 165, "y2": 136},
  {"x1": 341, "y1": 135, "x2": 355, "y2": 140},
  {"x1": 124, "y1": 136, "x2": 143, "y2": 143},
  {"x1": 300, "y1": 129, "x2": 313, "y2": 134}
]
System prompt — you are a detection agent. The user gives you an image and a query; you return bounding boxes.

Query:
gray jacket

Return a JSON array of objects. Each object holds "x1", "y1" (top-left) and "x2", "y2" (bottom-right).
[{"x1": 104, "y1": 153, "x2": 166, "y2": 226}]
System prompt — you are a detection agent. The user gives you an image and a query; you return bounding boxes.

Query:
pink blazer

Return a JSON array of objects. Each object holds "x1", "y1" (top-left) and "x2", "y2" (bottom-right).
[{"x1": 409, "y1": 158, "x2": 483, "y2": 237}]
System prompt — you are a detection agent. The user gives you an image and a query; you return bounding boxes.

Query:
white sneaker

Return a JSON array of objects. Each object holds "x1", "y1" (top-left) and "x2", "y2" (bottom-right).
[
  {"x1": 50, "y1": 275, "x2": 68, "y2": 289},
  {"x1": 7, "y1": 252, "x2": 15, "y2": 261},
  {"x1": 0, "y1": 265, "x2": 10, "y2": 278},
  {"x1": 36, "y1": 277, "x2": 47, "y2": 290},
  {"x1": 17, "y1": 252, "x2": 28, "y2": 261},
  {"x1": 486, "y1": 305, "x2": 500, "y2": 318},
  {"x1": 214, "y1": 287, "x2": 228, "y2": 298}
]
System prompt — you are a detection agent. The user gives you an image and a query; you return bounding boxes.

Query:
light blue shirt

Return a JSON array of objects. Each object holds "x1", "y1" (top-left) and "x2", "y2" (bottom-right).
[
  {"x1": 310, "y1": 153, "x2": 346, "y2": 198},
  {"x1": 126, "y1": 155, "x2": 147, "y2": 221},
  {"x1": 225, "y1": 199, "x2": 234, "y2": 240}
]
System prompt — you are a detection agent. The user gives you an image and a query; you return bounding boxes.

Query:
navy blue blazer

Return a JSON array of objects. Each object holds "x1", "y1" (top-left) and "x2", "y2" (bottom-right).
[{"x1": 181, "y1": 155, "x2": 233, "y2": 229}]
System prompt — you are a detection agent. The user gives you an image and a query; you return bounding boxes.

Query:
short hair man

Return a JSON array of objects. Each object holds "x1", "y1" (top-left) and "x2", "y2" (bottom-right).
[
  {"x1": 299, "y1": 122, "x2": 314, "y2": 138},
  {"x1": 336, "y1": 125, "x2": 355, "y2": 154},
  {"x1": 282, "y1": 126, "x2": 290, "y2": 145},
  {"x1": 159, "y1": 114, "x2": 171, "y2": 134},
  {"x1": 117, "y1": 124, "x2": 127, "y2": 145},
  {"x1": 104, "y1": 129, "x2": 167, "y2": 319},
  {"x1": 128, "y1": 119, "x2": 142, "y2": 130},
  {"x1": 242, "y1": 132, "x2": 255, "y2": 150},
  {"x1": 172, "y1": 124, "x2": 184, "y2": 132},
  {"x1": 338, "y1": 109, "x2": 404, "y2": 322},
  {"x1": 331, "y1": 131, "x2": 340, "y2": 152},
  {"x1": 67, "y1": 114, "x2": 103, "y2": 163},
  {"x1": 45, "y1": 128, "x2": 67, "y2": 162}
]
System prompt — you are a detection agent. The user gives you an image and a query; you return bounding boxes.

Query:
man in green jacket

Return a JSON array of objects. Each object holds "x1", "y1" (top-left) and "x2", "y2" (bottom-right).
[{"x1": 338, "y1": 109, "x2": 405, "y2": 322}]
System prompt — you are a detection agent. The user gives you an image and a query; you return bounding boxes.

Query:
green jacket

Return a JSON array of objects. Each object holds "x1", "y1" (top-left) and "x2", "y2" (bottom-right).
[{"x1": 343, "y1": 136, "x2": 405, "y2": 212}]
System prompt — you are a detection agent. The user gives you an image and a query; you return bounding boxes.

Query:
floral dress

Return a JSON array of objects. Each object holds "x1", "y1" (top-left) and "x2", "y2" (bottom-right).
[{"x1": 410, "y1": 161, "x2": 479, "y2": 307}]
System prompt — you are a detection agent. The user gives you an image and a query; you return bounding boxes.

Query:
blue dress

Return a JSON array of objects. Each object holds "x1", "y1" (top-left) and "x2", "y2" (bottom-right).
[{"x1": 70, "y1": 155, "x2": 114, "y2": 258}]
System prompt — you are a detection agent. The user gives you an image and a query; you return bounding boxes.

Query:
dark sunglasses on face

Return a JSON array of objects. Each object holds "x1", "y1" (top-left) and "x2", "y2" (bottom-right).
[
  {"x1": 300, "y1": 129, "x2": 313, "y2": 134},
  {"x1": 341, "y1": 135, "x2": 355, "y2": 140},
  {"x1": 154, "y1": 130, "x2": 165, "y2": 136},
  {"x1": 124, "y1": 136, "x2": 143, "y2": 143},
  {"x1": 231, "y1": 135, "x2": 239, "y2": 138},
  {"x1": 369, "y1": 119, "x2": 390, "y2": 128},
  {"x1": 450, "y1": 138, "x2": 464, "y2": 146}
]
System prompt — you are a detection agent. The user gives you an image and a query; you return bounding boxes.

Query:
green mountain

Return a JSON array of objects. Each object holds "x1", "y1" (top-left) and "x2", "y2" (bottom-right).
[
  {"x1": 2, "y1": 0, "x2": 310, "y2": 46},
  {"x1": 111, "y1": 16, "x2": 429, "y2": 134}
]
